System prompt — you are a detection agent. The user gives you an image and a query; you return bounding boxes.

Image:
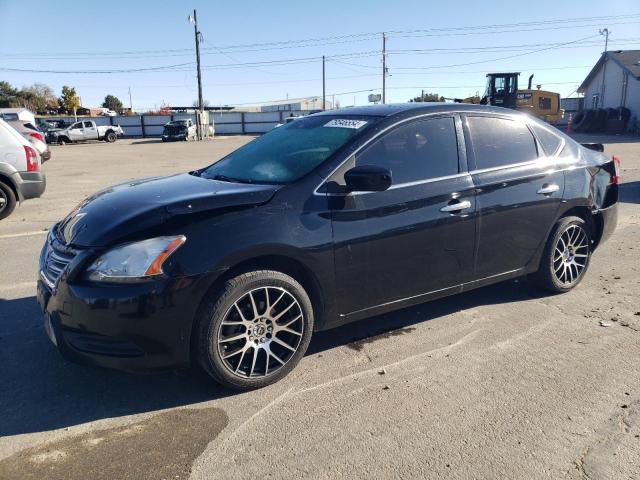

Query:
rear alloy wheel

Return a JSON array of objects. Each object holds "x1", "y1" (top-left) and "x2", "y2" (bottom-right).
[
  {"x1": 197, "y1": 270, "x2": 314, "y2": 390},
  {"x1": 0, "y1": 181, "x2": 17, "y2": 220},
  {"x1": 553, "y1": 224, "x2": 590, "y2": 285},
  {"x1": 530, "y1": 216, "x2": 591, "y2": 293},
  {"x1": 105, "y1": 131, "x2": 117, "y2": 143}
]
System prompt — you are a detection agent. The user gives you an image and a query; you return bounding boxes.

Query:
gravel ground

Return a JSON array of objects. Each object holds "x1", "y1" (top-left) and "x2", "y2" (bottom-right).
[{"x1": 0, "y1": 134, "x2": 639, "y2": 479}]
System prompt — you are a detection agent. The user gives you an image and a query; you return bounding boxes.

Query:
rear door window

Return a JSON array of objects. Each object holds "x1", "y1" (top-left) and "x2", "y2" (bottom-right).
[
  {"x1": 467, "y1": 116, "x2": 538, "y2": 170},
  {"x1": 530, "y1": 123, "x2": 563, "y2": 156},
  {"x1": 355, "y1": 116, "x2": 459, "y2": 184},
  {"x1": 83, "y1": 121, "x2": 93, "y2": 128}
]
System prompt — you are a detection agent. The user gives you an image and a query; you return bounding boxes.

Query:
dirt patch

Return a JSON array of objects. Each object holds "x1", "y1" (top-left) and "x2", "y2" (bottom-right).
[
  {"x1": 0, "y1": 407, "x2": 228, "y2": 480},
  {"x1": 347, "y1": 326, "x2": 417, "y2": 351}
]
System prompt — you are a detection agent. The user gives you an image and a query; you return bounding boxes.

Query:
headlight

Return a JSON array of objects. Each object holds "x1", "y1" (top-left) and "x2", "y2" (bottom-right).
[{"x1": 85, "y1": 235, "x2": 186, "y2": 283}]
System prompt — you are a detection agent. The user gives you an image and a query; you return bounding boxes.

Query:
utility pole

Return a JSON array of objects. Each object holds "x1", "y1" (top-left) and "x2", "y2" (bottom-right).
[
  {"x1": 322, "y1": 56, "x2": 326, "y2": 111},
  {"x1": 599, "y1": 28, "x2": 609, "y2": 108},
  {"x1": 382, "y1": 33, "x2": 387, "y2": 104},
  {"x1": 189, "y1": 9, "x2": 204, "y2": 139},
  {"x1": 128, "y1": 86, "x2": 133, "y2": 113}
]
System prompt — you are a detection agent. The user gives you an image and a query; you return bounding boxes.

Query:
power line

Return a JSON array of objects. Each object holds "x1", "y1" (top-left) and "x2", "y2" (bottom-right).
[
  {"x1": 0, "y1": 62, "x2": 194, "y2": 74},
  {"x1": 3, "y1": 14, "x2": 639, "y2": 59},
  {"x1": 5, "y1": 34, "x2": 623, "y2": 75}
]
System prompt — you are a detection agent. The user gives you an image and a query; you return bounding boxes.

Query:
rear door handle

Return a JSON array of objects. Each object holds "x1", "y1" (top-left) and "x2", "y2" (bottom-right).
[
  {"x1": 440, "y1": 200, "x2": 472, "y2": 213},
  {"x1": 537, "y1": 184, "x2": 560, "y2": 195}
]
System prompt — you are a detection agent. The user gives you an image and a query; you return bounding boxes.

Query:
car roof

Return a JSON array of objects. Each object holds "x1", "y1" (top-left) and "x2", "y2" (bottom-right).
[
  {"x1": 312, "y1": 102, "x2": 521, "y2": 118},
  {"x1": 0, "y1": 119, "x2": 30, "y2": 146}
]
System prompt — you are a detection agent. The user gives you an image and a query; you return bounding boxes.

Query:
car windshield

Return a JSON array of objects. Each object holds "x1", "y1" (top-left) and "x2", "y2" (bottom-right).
[{"x1": 197, "y1": 114, "x2": 379, "y2": 184}]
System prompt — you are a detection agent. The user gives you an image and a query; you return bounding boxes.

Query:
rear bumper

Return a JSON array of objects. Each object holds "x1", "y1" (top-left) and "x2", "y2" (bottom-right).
[
  {"x1": 595, "y1": 202, "x2": 618, "y2": 247},
  {"x1": 13, "y1": 171, "x2": 46, "y2": 201}
]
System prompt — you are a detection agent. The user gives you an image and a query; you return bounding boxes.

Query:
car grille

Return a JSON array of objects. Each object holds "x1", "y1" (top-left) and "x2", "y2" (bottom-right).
[
  {"x1": 165, "y1": 126, "x2": 186, "y2": 135},
  {"x1": 41, "y1": 231, "x2": 77, "y2": 287}
]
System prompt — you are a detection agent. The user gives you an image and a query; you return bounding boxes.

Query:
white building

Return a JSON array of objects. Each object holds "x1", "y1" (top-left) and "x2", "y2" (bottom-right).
[
  {"x1": 577, "y1": 50, "x2": 640, "y2": 122},
  {"x1": 257, "y1": 97, "x2": 332, "y2": 112}
]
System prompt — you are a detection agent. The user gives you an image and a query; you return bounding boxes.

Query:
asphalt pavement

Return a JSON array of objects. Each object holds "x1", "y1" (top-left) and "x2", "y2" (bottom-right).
[{"x1": 0, "y1": 135, "x2": 639, "y2": 479}]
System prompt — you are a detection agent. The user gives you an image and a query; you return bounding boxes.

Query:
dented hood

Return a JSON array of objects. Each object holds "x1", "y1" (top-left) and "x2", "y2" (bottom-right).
[{"x1": 58, "y1": 173, "x2": 278, "y2": 246}]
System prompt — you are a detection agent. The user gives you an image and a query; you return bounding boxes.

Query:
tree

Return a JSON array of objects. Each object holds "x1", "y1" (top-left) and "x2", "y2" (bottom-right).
[
  {"x1": 0, "y1": 81, "x2": 60, "y2": 113},
  {"x1": 59, "y1": 85, "x2": 80, "y2": 114},
  {"x1": 0, "y1": 81, "x2": 21, "y2": 108},
  {"x1": 21, "y1": 83, "x2": 59, "y2": 114},
  {"x1": 409, "y1": 92, "x2": 445, "y2": 103},
  {"x1": 102, "y1": 94, "x2": 123, "y2": 113}
]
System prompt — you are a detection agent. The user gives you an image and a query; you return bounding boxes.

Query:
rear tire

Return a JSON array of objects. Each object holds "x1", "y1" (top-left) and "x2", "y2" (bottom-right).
[
  {"x1": 105, "y1": 131, "x2": 117, "y2": 143},
  {"x1": 196, "y1": 270, "x2": 314, "y2": 390},
  {"x1": 0, "y1": 181, "x2": 17, "y2": 221},
  {"x1": 529, "y1": 216, "x2": 592, "y2": 293}
]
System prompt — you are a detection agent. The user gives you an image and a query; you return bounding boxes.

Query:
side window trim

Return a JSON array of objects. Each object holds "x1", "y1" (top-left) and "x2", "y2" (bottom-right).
[
  {"x1": 317, "y1": 112, "x2": 468, "y2": 195},
  {"x1": 528, "y1": 123, "x2": 565, "y2": 158},
  {"x1": 462, "y1": 113, "x2": 541, "y2": 173}
]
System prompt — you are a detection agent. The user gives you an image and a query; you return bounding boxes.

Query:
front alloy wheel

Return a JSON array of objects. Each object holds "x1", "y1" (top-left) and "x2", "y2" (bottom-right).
[
  {"x1": 217, "y1": 287, "x2": 304, "y2": 378},
  {"x1": 197, "y1": 270, "x2": 314, "y2": 390}
]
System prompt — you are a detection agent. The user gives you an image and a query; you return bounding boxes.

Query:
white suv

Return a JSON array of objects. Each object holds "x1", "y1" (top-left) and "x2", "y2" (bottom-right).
[{"x1": 0, "y1": 118, "x2": 46, "y2": 220}]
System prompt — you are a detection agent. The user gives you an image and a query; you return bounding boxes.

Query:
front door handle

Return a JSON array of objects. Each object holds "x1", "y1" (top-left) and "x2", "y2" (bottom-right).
[
  {"x1": 440, "y1": 200, "x2": 472, "y2": 213},
  {"x1": 537, "y1": 184, "x2": 560, "y2": 195}
]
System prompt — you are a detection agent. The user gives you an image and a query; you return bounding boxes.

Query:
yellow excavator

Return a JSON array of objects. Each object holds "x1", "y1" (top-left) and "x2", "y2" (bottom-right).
[{"x1": 455, "y1": 73, "x2": 564, "y2": 123}]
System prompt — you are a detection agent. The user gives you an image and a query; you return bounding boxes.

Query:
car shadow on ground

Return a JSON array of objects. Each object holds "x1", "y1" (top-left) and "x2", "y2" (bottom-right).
[
  {"x1": 129, "y1": 139, "x2": 165, "y2": 145},
  {"x1": 0, "y1": 279, "x2": 540, "y2": 437},
  {"x1": 619, "y1": 181, "x2": 640, "y2": 205}
]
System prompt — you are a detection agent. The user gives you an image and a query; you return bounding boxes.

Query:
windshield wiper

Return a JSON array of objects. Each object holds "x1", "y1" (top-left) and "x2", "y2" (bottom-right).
[{"x1": 211, "y1": 174, "x2": 253, "y2": 184}]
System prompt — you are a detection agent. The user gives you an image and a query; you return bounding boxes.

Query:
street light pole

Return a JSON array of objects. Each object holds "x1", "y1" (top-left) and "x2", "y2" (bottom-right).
[
  {"x1": 382, "y1": 32, "x2": 387, "y2": 104},
  {"x1": 322, "y1": 55, "x2": 326, "y2": 110},
  {"x1": 190, "y1": 9, "x2": 204, "y2": 139},
  {"x1": 599, "y1": 28, "x2": 609, "y2": 108}
]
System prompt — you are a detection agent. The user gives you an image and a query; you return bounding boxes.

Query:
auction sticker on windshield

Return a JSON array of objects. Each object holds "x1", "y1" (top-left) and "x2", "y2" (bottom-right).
[{"x1": 324, "y1": 119, "x2": 368, "y2": 129}]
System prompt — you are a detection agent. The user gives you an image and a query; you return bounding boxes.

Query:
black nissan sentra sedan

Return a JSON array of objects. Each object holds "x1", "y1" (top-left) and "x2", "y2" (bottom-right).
[{"x1": 38, "y1": 104, "x2": 619, "y2": 389}]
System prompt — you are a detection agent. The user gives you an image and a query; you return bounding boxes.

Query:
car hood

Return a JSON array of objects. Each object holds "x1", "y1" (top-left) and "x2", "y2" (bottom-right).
[{"x1": 57, "y1": 173, "x2": 279, "y2": 247}]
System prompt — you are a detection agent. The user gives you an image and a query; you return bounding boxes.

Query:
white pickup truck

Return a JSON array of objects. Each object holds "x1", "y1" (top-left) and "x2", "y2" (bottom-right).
[{"x1": 56, "y1": 120, "x2": 124, "y2": 144}]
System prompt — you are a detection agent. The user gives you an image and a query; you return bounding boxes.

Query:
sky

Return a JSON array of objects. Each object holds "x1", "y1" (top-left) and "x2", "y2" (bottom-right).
[{"x1": 1, "y1": 0, "x2": 639, "y2": 111}]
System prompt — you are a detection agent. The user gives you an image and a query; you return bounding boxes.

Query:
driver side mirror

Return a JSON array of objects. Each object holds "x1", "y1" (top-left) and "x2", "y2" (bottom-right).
[{"x1": 344, "y1": 165, "x2": 392, "y2": 192}]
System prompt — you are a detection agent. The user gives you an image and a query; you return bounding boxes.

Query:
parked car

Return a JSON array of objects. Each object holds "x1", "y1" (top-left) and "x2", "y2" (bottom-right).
[
  {"x1": 0, "y1": 118, "x2": 46, "y2": 220},
  {"x1": 275, "y1": 115, "x2": 302, "y2": 128},
  {"x1": 7, "y1": 120, "x2": 51, "y2": 162},
  {"x1": 37, "y1": 119, "x2": 71, "y2": 144},
  {"x1": 37, "y1": 104, "x2": 619, "y2": 389},
  {"x1": 162, "y1": 119, "x2": 197, "y2": 142},
  {"x1": 55, "y1": 120, "x2": 124, "y2": 144},
  {"x1": 101, "y1": 109, "x2": 118, "y2": 117}
]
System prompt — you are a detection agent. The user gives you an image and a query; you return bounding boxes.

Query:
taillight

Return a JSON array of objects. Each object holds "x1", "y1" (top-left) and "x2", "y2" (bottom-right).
[
  {"x1": 28, "y1": 131, "x2": 45, "y2": 143},
  {"x1": 24, "y1": 145, "x2": 39, "y2": 172},
  {"x1": 610, "y1": 155, "x2": 621, "y2": 185}
]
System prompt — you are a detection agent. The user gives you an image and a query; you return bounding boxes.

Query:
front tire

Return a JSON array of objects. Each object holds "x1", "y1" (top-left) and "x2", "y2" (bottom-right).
[
  {"x1": 0, "y1": 181, "x2": 17, "y2": 220},
  {"x1": 196, "y1": 270, "x2": 314, "y2": 390},
  {"x1": 530, "y1": 216, "x2": 592, "y2": 293}
]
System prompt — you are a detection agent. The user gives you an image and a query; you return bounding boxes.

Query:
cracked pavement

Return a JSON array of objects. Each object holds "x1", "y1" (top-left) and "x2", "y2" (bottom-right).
[{"x1": 1, "y1": 135, "x2": 639, "y2": 479}]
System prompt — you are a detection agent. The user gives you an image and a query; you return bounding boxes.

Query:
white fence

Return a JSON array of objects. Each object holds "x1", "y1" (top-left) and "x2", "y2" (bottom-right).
[{"x1": 48, "y1": 110, "x2": 314, "y2": 137}]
